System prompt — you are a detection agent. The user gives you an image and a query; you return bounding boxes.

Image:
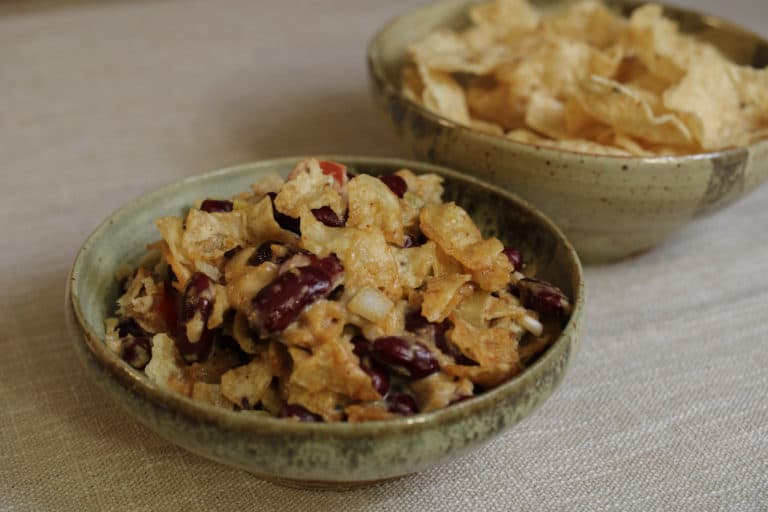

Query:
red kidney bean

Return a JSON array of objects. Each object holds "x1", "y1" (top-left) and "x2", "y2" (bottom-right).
[
  {"x1": 518, "y1": 278, "x2": 570, "y2": 319},
  {"x1": 247, "y1": 240, "x2": 293, "y2": 267},
  {"x1": 279, "y1": 404, "x2": 323, "y2": 422},
  {"x1": 117, "y1": 319, "x2": 144, "y2": 338},
  {"x1": 502, "y1": 246, "x2": 523, "y2": 271},
  {"x1": 200, "y1": 199, "x2": 233, "y2": 213},
  {"x1": 121, "y1": 336, "x2": 152, "y2": 370},
  {"x1": 401, "y1": 233, "x2": 427, "y2": 248},
  {"x1": 267, "y1": 192, "x2": 301, "y2": 235},
  {"x1": 351, "y1": 335, "x2": 371, "y2": 358},
  {"x1": 405, "y1": 313, "x2": 475, "y2": 366},
  {"x1": 307, "y1": 253, "x2": 343, "y2": 280},
  {"x1": 387, "y1": 393, "x2": 418, "y2": 415},
  {"x1": 250, "y1": 255, "x2": 343, "y2": 332},
  {"x1": 379, "y1": 174, "x2": 407, "y2": 198},
  {"x1": 154, "y1": 282, "x2": 179, "y2": 337},
  {"x1": 311, "y1": 206, "x2": 346, "y2": 227},
  {"x1": 371, "y1": 337, "x2": 439, "y2": 379},
  {"x1": 176, "y1": 272, "x2": 216, "y2": 362},
  {"x1": 362, "y1": 364, "x2": 390, "y2": 396}
]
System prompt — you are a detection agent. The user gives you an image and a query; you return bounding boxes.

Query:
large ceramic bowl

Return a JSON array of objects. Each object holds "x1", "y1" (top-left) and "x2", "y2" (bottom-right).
[
  {"x1": 368, "y1": 0, "x2": 768, "y2": 263},
  {"x1": 66, "y1": 156, "x2": 583, "y2": 488}
]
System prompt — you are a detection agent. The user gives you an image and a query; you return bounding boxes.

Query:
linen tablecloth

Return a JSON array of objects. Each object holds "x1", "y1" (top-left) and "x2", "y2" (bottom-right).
[{"x1": 1, "y1": 1, "x2": 766, "y2": 510}]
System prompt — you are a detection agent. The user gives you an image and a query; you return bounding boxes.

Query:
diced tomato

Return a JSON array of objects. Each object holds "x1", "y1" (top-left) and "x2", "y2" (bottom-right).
[{"x1": 319, "y1": 160, "x2": 347, "y2": 187}]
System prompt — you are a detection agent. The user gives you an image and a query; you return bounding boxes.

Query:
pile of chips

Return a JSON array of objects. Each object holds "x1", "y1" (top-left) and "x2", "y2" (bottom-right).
[{"x1": 403, "y1": 0, "x2": 768, "y2": 155}]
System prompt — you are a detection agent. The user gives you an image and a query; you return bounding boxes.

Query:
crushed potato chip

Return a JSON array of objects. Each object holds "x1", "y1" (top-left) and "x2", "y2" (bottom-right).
[
  {"x1": 347, "y1": 174, "x2": 405, "y2": 245},
  {"x1": 405, "y1": 0, "x2": 768, "y2": 154}
]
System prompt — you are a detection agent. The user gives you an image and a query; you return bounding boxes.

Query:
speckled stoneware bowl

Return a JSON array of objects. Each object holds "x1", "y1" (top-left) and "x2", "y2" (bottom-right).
[
  {"x1": 368, "y1": 0, "x2": 768, "y2": 263},
  {"x1": 66, "y1": 156, "x2": 583, "y2": 489}
]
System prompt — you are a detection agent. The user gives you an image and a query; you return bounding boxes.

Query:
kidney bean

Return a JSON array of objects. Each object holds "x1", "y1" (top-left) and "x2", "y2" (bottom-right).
[
  {"x1": 371, "y1": 337, "x2": 439, "y2": 379},
  {"x1": 250, "y1": 255, "x2": 342, "y2": 332},
  {"x1": 405, "y1": 313, "x2": 475, "y2": 366},
  {"x1": 117, "y1": 318, "x2": 144, "y2": 338},
  {"x1": 247, "y1": 240, "x2": 293, "y2": 267},
  {"x1": 502, "y1": 246, "x2": 523, "y2": 271},
  {"x1": 176, "y1": 273, "x2": 216, "y2": 362},
  {"x1": 200, "y1": 199, "x2": 233, "y2": 213},
  {"x1": 267, "y1": 192, "x2": 300, "y2": 235},
  {"x1": 518, "y1": 278, "x2": 571, "y2": 319},
  {"x1": 279, "y1": 404, "x2": 323, "y2": 422},
  {"x1": 401, "y1": 233, "x2": 427, "y2": 248},
  {"x1": 121, "y1": 336, "x2": 152, "y2": 370},
  {"x1": 387, "y1": 393, "x2": 418, "y2": 415},
  {"x1": 311, "y1": 206, "x2": 346, "y2": 227},
  {"x1": 154, "y1": 282, "x2": 179, "y2": 337},
  {"x1": 351, "y1": 335, "x2": 371, "y2": 358},
  {"x1": 362, "y1": 364, "x2": 390, "y2": 396},
  {"x1": 379, "y1": 174, "x2": 407, "y2": 198}
]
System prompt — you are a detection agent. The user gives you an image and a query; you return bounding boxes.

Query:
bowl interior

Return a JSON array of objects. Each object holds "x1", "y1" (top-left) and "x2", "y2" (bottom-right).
[{"x1": 74, "y1": 156, "x2": 579, "y2": 343}]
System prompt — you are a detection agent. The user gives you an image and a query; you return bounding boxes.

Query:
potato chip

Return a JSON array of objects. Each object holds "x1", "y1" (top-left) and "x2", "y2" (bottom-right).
[
  {"x1": 410, "y1": 373, "x2": 473, "y2": 412},
  {"x1": 577, "y1": 75, "x2": 694, "y2": 147},
  {"x1": 285, "y1": 381, "x2": 346, "y2": 422},
  {"x1": 391, "y1": 241, "x2": 436, "y2": 290},
  {"x1": 347, "y1": 174, "x2": 405, "y2": 245},
  {"x1": 406, "y1": 0, "x2": 768, "y2": 155},
  {"x1": 443, "y1": 361, "x2": 520, "y2": 388},
  {"x1": 408, "y1": 28, "x2": 513, "y2": 75},
  {"x1": 663, "y1": 56, "x2": 762, "y2": 150},
  {"x1": 345, "y1": 403, "x2": 397, "y2": 423},
  {"x1": 275, "y1": 158, "x2": 345, "y2": 218},
  {"x1": 542, "y1": 0, "x2": 626, "y2": 49},
  {"x1": 289, "y1": 337, "x2": 380, "y2": 401},
  {"x1": 466, "y1": 75, "x2": 526, "y2": 130},
  {"x1": 396, "y1": 168, "x2": 444, "y2": 228},
  {"x1": 418, "y1": 64, "x2": 470, "y2": 124},
  {"x1": 447, "y1": 315, "x2": 519, "y2": 368},
  {"x1": 250, "y1": 173, "x2": 284, "y2": 199},
  {"x1": 469, "y1": 0, "x2": 540, "y2": 38},
  {"x1": 244, "y1": 196, "x2": 299, "y2": 247},
  {"x1": 191, "y1": 383, "x2": 232, "y2": 409},
  {"x1": 182, "y1": 208, "x2": 248, "y2": 264},
  {"x1": 225, "y1": 261, "x2": 278, "y2": 314},
  {"x1": 628, "y1": 4, "x2": 720, "y2": 84},
  {"x1": 220, "y1": 356, "x2": 273, "y2": 409},
  {"x1": 421, "y1": 274, "x2": 473, "y2": 323},
  {"x1": 420, "y1": 202, "x2": 512, "y2": 291},
  {"x1": 145, "y1": 333, "x2": 189, "y2": 394},
  {"x1": 525, "y1": 92, "x2": 569, "y2": 139},
  {"x1": 115, "y1": 267, "x2": 164, "y2": 333},
  {"x1": 154, "y1": 216, "x2": 192, "y2": 288},
  {"x1": 281, "y1": 299, "x2": 347, "y2": 349}
]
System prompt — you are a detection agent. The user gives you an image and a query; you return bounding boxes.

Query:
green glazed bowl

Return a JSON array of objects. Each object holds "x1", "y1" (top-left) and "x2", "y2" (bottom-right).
[
  {"x1": 368, "y1": 0, "x2": 768, "y2": 263},
  {"x1": 66, "y1": 156, "x2": 583, "y2": 488}
]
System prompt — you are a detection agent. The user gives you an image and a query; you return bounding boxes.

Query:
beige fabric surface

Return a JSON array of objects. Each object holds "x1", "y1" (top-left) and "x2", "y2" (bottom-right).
[{"x1": 1, "y1": 0, "x2": 766, "y2": 510}]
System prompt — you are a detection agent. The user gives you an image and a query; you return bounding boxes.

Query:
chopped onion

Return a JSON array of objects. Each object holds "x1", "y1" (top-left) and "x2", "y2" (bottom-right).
[
  {"x1": 519, "y1": 314, "x2": 543, "y2": 337},
  {"x1": 347, "y1": 288, "x2": 394, "y2": 323}
]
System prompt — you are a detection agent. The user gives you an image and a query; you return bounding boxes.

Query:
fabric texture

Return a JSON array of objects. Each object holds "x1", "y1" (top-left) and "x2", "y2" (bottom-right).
[{"x1": 0, "y1": 0, "x2": 766, "y2": 510}]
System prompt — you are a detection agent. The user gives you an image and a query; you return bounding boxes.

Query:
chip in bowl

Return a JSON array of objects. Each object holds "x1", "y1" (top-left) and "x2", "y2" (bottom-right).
[{"x1": 403, "y1": 0, "x2": 768, "y2": 155}]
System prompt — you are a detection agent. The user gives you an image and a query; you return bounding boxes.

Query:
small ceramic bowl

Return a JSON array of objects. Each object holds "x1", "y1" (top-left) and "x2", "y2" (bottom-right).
[
  {"x1": 66, "y1": 156, "x2": 583, "y2": 488},
  {"x1": 368, "y1": 0, "x2": 768, "y2": 263}
]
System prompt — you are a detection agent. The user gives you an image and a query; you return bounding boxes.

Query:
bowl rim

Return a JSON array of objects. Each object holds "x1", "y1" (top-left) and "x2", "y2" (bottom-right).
[
  {"x1": 67, "y1": 155, "x2": 584, "y2": 437},
  {"x1": 366, "y1": 0, "x2": 768, "y2": 161}
]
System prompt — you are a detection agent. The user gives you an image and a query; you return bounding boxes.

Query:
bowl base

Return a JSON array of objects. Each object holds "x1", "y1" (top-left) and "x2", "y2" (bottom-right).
[{"x1": 250, "y1": 471, "x2": 410, "y2": 490}]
